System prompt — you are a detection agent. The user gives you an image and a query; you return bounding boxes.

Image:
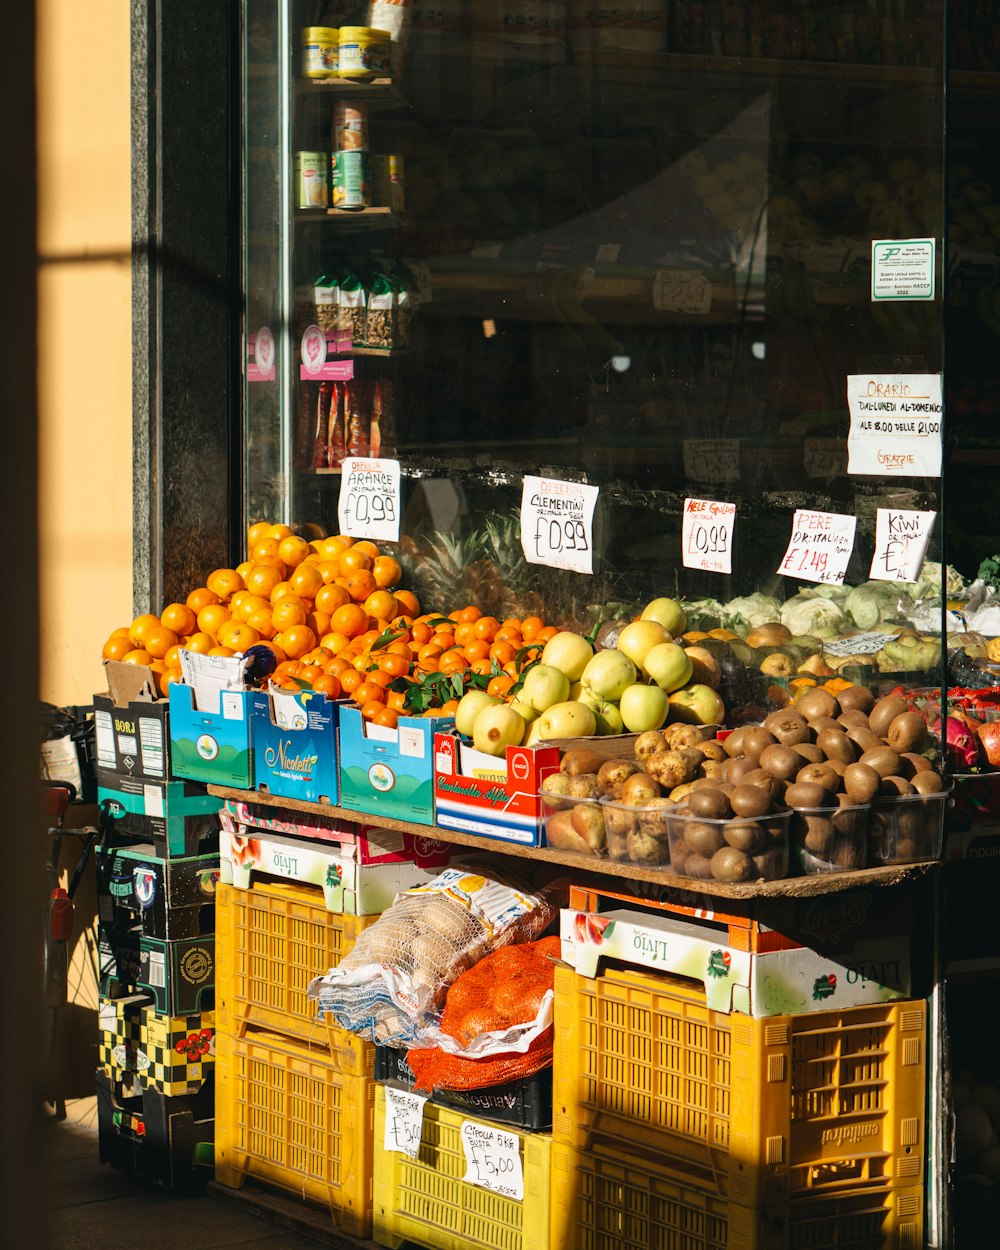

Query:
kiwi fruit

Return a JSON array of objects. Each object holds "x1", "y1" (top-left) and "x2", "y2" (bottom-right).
[
  {"x1": 843, "y1": 762, "x2": 881, "y2": 803},
  {"x1": 838, "y1": 709, "x2": 872, "y2": 730},
  {"x1": 869, "y1": 695, "x2": 910, "y2": 738},
  {"x1": 886, "y1": 711, "x2": 928, "y2": 754},
  {"x1": 912, "y1": 770, "x2": 944, "y2": 795},
  {"x1": 836, "y1": 685, "x2": 876, "y2": 715},
  {"x1": 561, "y1": 746, "x2": 605, "y2": 776},
  {"x1": 792, "y1": 743, "x2": 825, "y2": 764},
  {"x1": 682, "y1": 852, "x2": 715, "y2": 879},
  {"x1": 729, "y1": 784, "x2": 772, "y2": 818},
  {"x1": 741, "y1": 769, "x2": 784, "y2": 800},
  {"x1": 741, "y1": 726, "x2": 777, "y2": 762},
  {"x1": 785, "y1": 780, "x2": 830, "y2": 809},
  {"x1": 859, "y1": 746, "x2": 902, "y2": 779},
  {"x1": 620, "y1": 772, "x2": 662, "y2": 805},
  {"x1": 669, "y1": 840, "x2": 692, "y2": 873},
  {"x1": 684, "y1": 820, "x2": 725, "y2": 857},
  {"x1": 827, "y1": 759, "x2": 848, "y2": 778},
  {"x1": 724, "y1": 820, "x2": 766, "y2": 854},
  {"x1": 710, "y1": 845, "x2": 754, "y2": 882},
  {"x1": 879, "y1": 775, "x2": 915, "y2": 797},
  {"x1": 801, "y1": 816, "x2": 835, "y2": 857},
  {"x1": 763, "y1": 710, "x2": 812, "y2": 746},
  {"x1": 688, "y1": 787, "x2": 732, "y2": 820},
  {"x1": 722, "y1": 755, "x2": 758, "y2": 785},
  {"x1": 759, "y1": 744, "x2": 801, "y2": 782},
  {"x1": 808, "y1": 716, "x2": 843, "y2": 736},
  {"x1": 752, "y1": 848, "x2": 785, "y2": 879},
  {"x1": 796, "y1": 762, "x2": 840, "y2": 792},
  {"x1": 795, "y1": 687, "x2": 840, "y2": 721},
  {"x1": 723, "y1": 726, "x2": 750, "y2": 758},
  {"x1": 816, "y1": 729, "x2": 856, "y2": 765},
  {"x1": 901, "y1": 752, "x2": 932, "y2": 775},
  {"x1": 846, "y1": 724, "x2": 883, "y2": 755}
]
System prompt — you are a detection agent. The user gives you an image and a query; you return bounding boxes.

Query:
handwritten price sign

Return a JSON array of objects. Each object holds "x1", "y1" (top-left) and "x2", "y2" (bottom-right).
[
  {"x1": 778, "y1": 509, "x2": 857, "y2": 585},
  {"x1": 383, "y1": 1087, "x2": 427, "y2": 1159},
  {"x1": 653, "y1": 270, "x2": 712, "y2": 315},
  {"x1": 520, "y1": 475, "x2": 598, "y2": 575},
  {"x1": 461, "y1": 1120, "x2": 524, "y2": 1201},
  {"x1": 682, "y1": 439, "x2": 740, "y2": 485},
  {"x1": 869, "y1": 508, "x2": 936, "y2": 583},
  {"x1": 682, "y1": 498, "x2": 736, "y2": 574},
  {"x1": 803, "y1": 438, "x2": 847, "y2": 479},
  {"x1": 337, "y1": 457, "x2": 401, "y2": 543}
]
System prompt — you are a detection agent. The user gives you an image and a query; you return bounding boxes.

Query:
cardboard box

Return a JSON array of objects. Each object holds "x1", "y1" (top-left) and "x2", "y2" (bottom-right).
[
  {"x1": 98, "y1": 992, "x2": 152, "y2": 1076},
  {"x1": 96, "y1": 842, "x2": 219, "y2": 940},
  {"x1": 946, "y1": 772, "x2": 1000, "y2": 861},
  {"x1": 250, "y1": 686, "x2": 340, "y2": 804},
  {"x1": 99, "y1": 926, "x2": 215, "y2": 1015},
  {"x1": 433, "y1": 731, "x2": 560, "y2": 844},
  {"x1": 560, "y1": 906, "x2": 912, "y2": 1017},
  {"x1": 219, "y1": 824, "x2": 443, "y2": 914},
  {"x1": 167, "y1": 654, "x2": 267, "y2": 788},
  {"x1": 100, "y1": 998, "x2": 215, "y2": 1097},
  {"x1": 94, "y1": 661, "x2": 171, "y2": 785},
  {"x1": 338, "y1": 705, "x2": 453, "y2": 825},
  {"x1": 98, "y1": 778, "x2": 223, "y2": 857}
]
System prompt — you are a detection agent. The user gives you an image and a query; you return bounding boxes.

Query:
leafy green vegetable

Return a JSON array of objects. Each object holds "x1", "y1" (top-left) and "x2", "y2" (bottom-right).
[{"x1": 978, "y1": 554, "x2": 1000, "y2": 591}]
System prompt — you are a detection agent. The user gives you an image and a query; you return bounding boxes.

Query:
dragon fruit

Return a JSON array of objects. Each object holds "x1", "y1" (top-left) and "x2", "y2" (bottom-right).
[{"x1": 930, "y1": 715, "x2": 980, "y2": 771}]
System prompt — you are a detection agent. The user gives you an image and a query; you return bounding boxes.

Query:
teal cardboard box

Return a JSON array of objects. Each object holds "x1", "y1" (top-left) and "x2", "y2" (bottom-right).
[
  {"x1": 251, "y1": 686, "x2": 340, "y2": 805},
  {"x1": 168, "y1": 682, "x2": 265, "y2": 789},
  {"x1": 98, "y1": 778, "x2": 223, "y2": 857},
  {"x1": 337, "y1": 705, "x2": 453, "y2": 825}
]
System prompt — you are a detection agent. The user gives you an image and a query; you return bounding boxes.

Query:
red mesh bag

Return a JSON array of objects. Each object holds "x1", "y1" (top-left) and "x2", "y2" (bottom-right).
[{"x1": 406, "y1": 936, "x2": 560, "y2": 1092}]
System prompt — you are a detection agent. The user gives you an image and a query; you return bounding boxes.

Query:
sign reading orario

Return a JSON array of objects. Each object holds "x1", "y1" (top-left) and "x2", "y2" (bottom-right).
[{"x1": 846, "y1": 374, "x2": 942, "y2": 477}]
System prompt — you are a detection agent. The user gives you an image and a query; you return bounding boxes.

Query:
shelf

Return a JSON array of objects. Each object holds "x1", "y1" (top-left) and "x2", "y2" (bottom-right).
[
  {"x1": 296, "y1": 206, "x2": 401, "y2": 231},
  {"x1": 207, "y1": 784, "x2": 936, "y2": 901},
  {"x1": 295, "y1": 76, "x2": 406, "y2": 110}
]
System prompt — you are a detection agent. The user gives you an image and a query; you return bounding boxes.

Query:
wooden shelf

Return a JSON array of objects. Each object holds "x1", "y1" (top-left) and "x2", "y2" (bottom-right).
[{"x1": 207, "y1": 783, "x2": 936, "y2": 901}]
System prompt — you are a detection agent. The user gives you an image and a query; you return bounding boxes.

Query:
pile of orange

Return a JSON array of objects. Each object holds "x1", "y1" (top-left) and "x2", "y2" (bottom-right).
[{"x1": 100, "y1": 520, "x2": 558, "y2": 727}]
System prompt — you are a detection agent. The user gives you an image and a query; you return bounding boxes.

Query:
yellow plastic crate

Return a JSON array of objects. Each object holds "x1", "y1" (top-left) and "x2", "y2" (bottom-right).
[
  {"x1": 551, "y1": 1137, "x2": 924, "y2": 1250},
  {"x1": 553, "y1": 965, "x2": 926, "y2": 1206},
  {"x1": 373, "y1": 1084, "x2": 551, "y2": 1250},
  {"x1": 215, "y1": 1025, "x2": 374, "y2": 1238},
  {"x1": 215, "y1": 879, "x2": 377, "y2": 1046}
]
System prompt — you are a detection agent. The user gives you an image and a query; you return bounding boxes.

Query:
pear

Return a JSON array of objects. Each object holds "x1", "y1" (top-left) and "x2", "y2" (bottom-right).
[{"x1": 455, "y1": 690, "x2": 500, "y2": 738}]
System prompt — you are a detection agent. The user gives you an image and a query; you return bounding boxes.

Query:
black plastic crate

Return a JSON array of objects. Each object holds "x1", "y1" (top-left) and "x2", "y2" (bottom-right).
[{"x1": 375, "y1": 1045, "x2": 552, "y2": 1131}]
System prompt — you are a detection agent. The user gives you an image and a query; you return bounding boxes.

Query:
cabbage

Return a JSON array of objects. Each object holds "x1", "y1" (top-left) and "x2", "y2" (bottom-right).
[
  {"x1": 721, "y1": 593, "x2": 783, "y2": 636},
  {"x1": 844, "y1": 582, "x2": 907, "y2": 630},
  {"x1": 678, "y1": 597, "x2": 724, "y2": 631},
  {"x1": 779, "y1": 592, "x2": 846, "y2": 639}
]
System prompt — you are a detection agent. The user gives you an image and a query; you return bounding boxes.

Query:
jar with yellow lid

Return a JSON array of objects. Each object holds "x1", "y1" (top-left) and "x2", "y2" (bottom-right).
[
  {"x1": 338, "y1": 27, "x2": 391, "y2": 80},
  {"x1": 301, "y1": 27, "x2": 339, "y2": 78}
]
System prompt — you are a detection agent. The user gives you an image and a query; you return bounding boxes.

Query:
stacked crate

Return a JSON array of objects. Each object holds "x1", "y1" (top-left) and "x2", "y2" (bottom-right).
[{"x1": 552, "y1": 888, "x2": 928, "y2": 1250}]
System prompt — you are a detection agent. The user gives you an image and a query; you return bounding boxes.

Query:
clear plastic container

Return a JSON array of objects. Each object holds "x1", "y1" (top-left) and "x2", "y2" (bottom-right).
[
  {"x1": 599, "y1": 796, "x2": 678, "y2": 866},
  {"x1": 664, "y1": 807, "x2": 792, "y2": 882},
  {"x1": 790, "y1": 803, "x2": 871, "y2": 874},
  {"x1": 870, "y1": 789, "x2": 949, "y2": 865},
  {"x1": 539, "y1": 791, "x2": 606, "y2": 858}
]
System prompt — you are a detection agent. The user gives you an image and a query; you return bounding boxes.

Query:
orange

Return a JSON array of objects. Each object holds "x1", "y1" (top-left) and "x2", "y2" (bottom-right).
[
  {"x1": 440, "y1": 651, "x2": 470, "y2": 674},
  {"x1": 489, "y1": 641, "x2": 517, "y2": 666},
  {"x1": 290, "y1": 563, "x2": 324, "y2": 599},
  {"x1": 229, "y1": 590, "x2": 251, "y2": 616},
  {"x1": 266, "y1": 523, "x2": 293, "y2": 541},
  {"x1": 394, "y1": 589, "x2": 420, "y2": 617},
  {"x1": 366, "y1": 669, "x2": 394, "y2": 689},
  {"x1": 247, "y1": 520, "x2": 272, "y2": 548},
  {"x1": 372, "y1": 556, "x2": 402, "y2": 589},
  {"x1": 122, "y1": 648, "x2": 153, "y2": 666},
  {"x1": 306, "y1": 610, "x2": 331, "y2": 638},
  {"x1": 350, "y1": 540, "x2": 379, "y2": 559},
  {"x1": 160, "y1": 603, "x2": 197, "y2": 636},
  {"x1": 520, "y1": 616, "x2": 544, "y2": 641},
  {"x1": 319, "y1": 630, "x2": 351, "y2": 655},
  {"x1": 276, "y1": 625, "x2": 318, "y2": 659},
  {"x1": 339, "y1": 547, "x2": 372, "y2": 574},
  {"x1": 102, "y1": 634, "x2": 134, "y2": 661},
  {"x1": 208, "y1": 645, "x2": 236, "y2": 657},
  {"x1": 236, "y1": 561, "x2": 253, "y2": 582},
  {"x1": 339, "y1": 668, "x2": 364, "y2": 696},
  {"x1": 463, "y1": 639, "x2": 490, "y2": 662},
  {"x1": 312, "y1": 674, "x2": 342, "y2": 699},
  {"x1": 246, "y1": 608, "x2": 277, "y2": 639},
  {"x1": 315, "y1": 582, "x2": 350, "y2": 614},
  {"x1": 360, "y1": 699, "x2": 386, "y2": 722},
  {"x1": 129, "y1": 614, "x2": 161, "y2": 646},
  {"x1": 143, "y1": 626, "x2": 180, "y2": 660},
  {"x1": 455, "y1": 605, "x2": 482, "y2": 624},
  {"x1": 386, "y1": 689, "x2": 408, "y2": 713},
  {"x1": 182, "y1": 631, "x2": 214, "y2": 655},
  {"x1": 453, "y1": 622, "x2": 475, "y2": 647},
  {"x1": 495, "y1": 626, "x2": 522, "y2": 646},
  {"x1": 417, "y1": 644, "x2": 443, "y2": 669},
  {"x1": 318, "y1": 535, "x2": 352, "y2": 561},
  {"x1": 330, "y1": 603, "x2": 369, "y2": 639},
  {"x1": 314, "y1": 560, "x2": 342, "y2": 585},
  {"x1": 277, "y1": 535, "x2": 310, "y2": 569},
  {"x1": 158, "y1": 668, "x2": 182, "y2": 697},
  {"x1": 218, "y1": 621, "x2": 261, "y2": 651},
  {"x1": 377, "y1": 653, "x2": 410, "y2": 679},
  {"x1": 186, "y1": 586, "x2": 220, "y2": 614},
  {"x1": 474, "y1": 616, "x2": 500, "y2": 642},
  {"x1": 430, "y1": 630, "x2": 456, "y2": 651},
  {"x1": 197, "y1": 603, "x2": 231, "y2": 639},
  {"x1": 245, "y1": 564, "x2": 284, "y2": 597},
  {"x1": 487, "y1": 674, "x2": 516, "y2": 698},
  {"x1": 469, "y1": 658, "x2": 493, "y2": 676},
  {"x1": 252, "y1": 537, "x2": 281, "y2": 562},
  {"x1": 363, "y1": 589, "x2": 397, "y2": 622},
  {"x1": 163, "y1": 645, "x2": 182, "y2": 669},
  {"x1": 536, "y1": 626, "x2": 558, "y2": 643},
  {"x1": 410, "y1": 620, "x2": 433, "y2": 646},
  {"x1": 206, "y1": 568, "x2": 245, "y2": 601},
  {"x1": 372, "y1": 706, "x2": 399, "y2": 729},
  {"x1": 253, "y1": 554, "x2": 288, "y2": 577},
  {"x1": 235, "y1": 593, "x2": 269, "y2": 623},
  {"x1": 271, "y1": 596, "x2": 308, "y2": 631},
  {"x1": 270, "y1": 581, "x2": 296, "y2": 604},
  {"x1": 345, "y1": 570, "x2": 377, "y2": 602},
  {"x1": 387, "y1": 639, "x2": 413, "y2": 658},
  {"x1": 325, "y1": 656, "x2": 351, "y2": 677},
  {"x1": 439, "y1": 699, "x2": 460, "y2": 716}
]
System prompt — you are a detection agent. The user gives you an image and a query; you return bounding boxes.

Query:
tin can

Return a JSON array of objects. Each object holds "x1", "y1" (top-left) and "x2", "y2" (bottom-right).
[
  {"x1": 338, "y1": 26, "x2": 392, "y2": 79},
  {"x1": 295, "y1": 151, "x2": 329, "y2": 209},
  {"x1": 372, "y1": 154, "x2": 405, "y2": 213},
  {"x1": 300, "y1": 27, "x2": 339, "y2": 77},
  {"x1": 331, "y1": 150, "x2": 371, "y2": 210},
  {"x1": 333, "y1": 101, "x2": 369, "y2": 152}
]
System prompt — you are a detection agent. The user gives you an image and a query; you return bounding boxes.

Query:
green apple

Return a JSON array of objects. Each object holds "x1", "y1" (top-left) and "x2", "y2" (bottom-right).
[
  {"x1": 642, "y1": 642, "x2": 694, "y2": 691},
  {"x1": 579, "y1": 691, "x2": 625, "y2": 735},
  {"x1": 520, "y1": 664, "x2": 571, "y2": 712},
  {"x1": 534, "y1": 700, "x2": 598, "y2": 741},
  {"x1": 540, "y1": 631, "x2": 594, "y2": 681},
  {"x1": 618, "y1": 682, "x2": 669, "y2": 732},
  {"x1": 508, "y1": 697, "x2": 538, "y2": 726},
  {"x1": 455, "y1": 690, "x2": 500, "y2": 738},
  {"x1": 641, "y1": 597, "x2": 688, "y2": 635},
  {"x1": 616, "y1": 619, "x2": 672, "y2": 669},
  {"x1": 667, "y1": 684, "x2": 726, "y2": 726},
  {"x1": 472, "y1": 704, "x2": 525, "y2": 755},
  {"x1": 580, "y1": 649, "x2": 637, "y2": 702}
]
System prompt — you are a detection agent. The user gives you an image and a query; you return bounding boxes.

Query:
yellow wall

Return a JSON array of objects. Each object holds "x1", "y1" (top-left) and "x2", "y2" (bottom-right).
[{"x1": 37, "y1": 0, "x2": 134, "y2": 705}]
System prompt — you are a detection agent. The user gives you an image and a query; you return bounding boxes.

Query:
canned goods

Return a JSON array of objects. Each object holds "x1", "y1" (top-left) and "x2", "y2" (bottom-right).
[
  {"x1": 338, "y1": 26, "x2": 392, "y2": 79},
  {"x1": 332, "y1": 150, "x2": 371, "y2": 210},
  {"x1": 333, "y1": 101, "x2": 369, "y2": 152},
  {"x1": 295, "y1": 151, "x2": 329, "y2": 209},
  {"x1": 300, "y1": 27, "x2": 339, "y2": 77},
  {"x1": 372, "y1": 154, "x2": 405, "y2": 213}
]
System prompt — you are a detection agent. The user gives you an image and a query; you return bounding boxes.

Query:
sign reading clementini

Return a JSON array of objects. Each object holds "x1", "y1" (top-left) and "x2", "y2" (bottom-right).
[{"x1": 846, "y1": 373, "x2": 942, "y2": 477}]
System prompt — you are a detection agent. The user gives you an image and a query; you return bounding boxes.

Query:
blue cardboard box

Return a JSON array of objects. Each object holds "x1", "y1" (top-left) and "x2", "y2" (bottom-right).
[
  {"x1": 168, "y1": 682, "x2": 265, "y2": 789},
  {"x1": 250, "y1": 686, "x2": 340, "y2": 805},
  {"x1": 337, "y1": 705, "x2": 453, "y2": 826}
]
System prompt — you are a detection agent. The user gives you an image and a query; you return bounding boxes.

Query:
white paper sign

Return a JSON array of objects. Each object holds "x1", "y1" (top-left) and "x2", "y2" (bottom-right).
[
  {"x1": 824, "y1": 631, "x2": 900, "y2": 658},
  {"x1": 871, "y1": 238, "x2": 935, "y2": 301},
  {"x1": 337, "y1": 457, "x2": 401, "y2": 542},
  {"x1": 778, "y1": 509, "x2": 857, "y2": 585},
  {"x1": 653, "y1": 270, "x2": 712, "y2": 314},
  {"x1": 682, "y1": 439, "x2": 740, "y2": 484},
  {"x1": 383, "y1": 1086, "x2": 427, "y2": 1159},
  {"x1": 846, "y1": 374, "x2": 942, "y2": 477},
  {"x1": 682, "y1": 498, "x2": 736, "y2": 574},
  {"x1": 869, "y1": 508, "x2": 937, "y2": 583},
  {"x1": 461, "y1": 1120, "x2": 524, "y2": 1201},
  {"x1": 520, "y1": 475, "x2": 598, "y2": 575}
]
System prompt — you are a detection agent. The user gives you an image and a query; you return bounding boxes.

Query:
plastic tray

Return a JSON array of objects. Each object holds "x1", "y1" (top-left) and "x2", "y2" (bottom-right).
[{"x1": 553, "y1": 963, "x2": 926, "y2": 1207}]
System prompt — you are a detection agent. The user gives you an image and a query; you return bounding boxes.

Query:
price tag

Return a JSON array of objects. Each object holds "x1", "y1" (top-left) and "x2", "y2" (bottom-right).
[
  {"x1": 682, "y1": 439, "x2": 740, "y2": 485},
  {"x1": 337, "y1": 457, "x2": 401, "y2": 543},
  {"x1": 461, "y1": 1120, "x2": 524, "y2": 1201},
  {"x1": 846, "y1": 373, "x2": 942, "y2": 477},
  {"x1": 803, "y1": 438, "x2": 847, "y2": 479},
  {"x1": 869, "y1": 508, "x2": 937, "y2": 583},
  {"x1": 778, "y1": 509, "x2": 857, "y2": 586},
  {"x1": 520, "y1": 475, "x2": 598, "y2": 575},
  {"x1": 383, "y1": 1087, "x2": 427, "y2": 1159},
  {"x1": 682, "y1": 498, "x2": 736, "y2": 574},
  {"x1": 653, "y1": 270, "x2": 712, "y2": 314},
  {"x1": 595, "y1": 243, "x2": 620, "y2": 263},
  {"x1": 824, "y1": 631, "x2": 900, "y2": 658}
]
